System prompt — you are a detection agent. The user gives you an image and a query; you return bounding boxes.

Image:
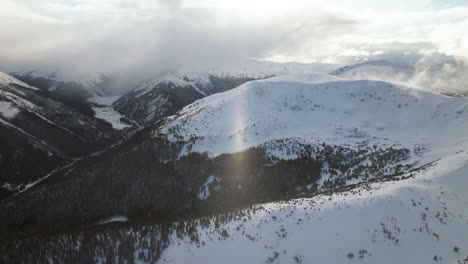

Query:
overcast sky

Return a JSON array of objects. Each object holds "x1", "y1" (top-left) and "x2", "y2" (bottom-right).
[{"x1": 1, "y1": 0, "x2": 467, "y2": 76}]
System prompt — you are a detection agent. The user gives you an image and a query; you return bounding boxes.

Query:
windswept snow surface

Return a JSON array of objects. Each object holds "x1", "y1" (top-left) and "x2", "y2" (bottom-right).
[
  {"x1": 159, "y1": 73, "x2": 468, "y2": 165},
  {"x1": 88, "y1": 96, "x2": 131, "y2": 130},
  {"x1": 160, "y1": 150, "x2": 468, "y2": 264}
]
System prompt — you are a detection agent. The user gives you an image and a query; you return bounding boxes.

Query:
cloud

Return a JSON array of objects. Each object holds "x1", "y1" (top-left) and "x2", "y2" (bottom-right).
[
  {"x1": 0, "y1": 0, "x2": 358, "y2": 77},
  {"x1": 431, "y1": 18, "x2": 468, "y2": 60},
  {"x1": 410, "y1": 54, "x2": 468, "y2": 93},
  {"x1": 0, "y1": 0, "x2": 466, "y2": 84}
]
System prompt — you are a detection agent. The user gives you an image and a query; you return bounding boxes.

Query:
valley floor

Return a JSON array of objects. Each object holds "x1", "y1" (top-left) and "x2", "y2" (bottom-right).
[
  {"x1": 159, "y1": 151, "x2": 468, "y2": 264},
  {"x1": 88, "y1": 96, "x2": 133, "y2": 130}
]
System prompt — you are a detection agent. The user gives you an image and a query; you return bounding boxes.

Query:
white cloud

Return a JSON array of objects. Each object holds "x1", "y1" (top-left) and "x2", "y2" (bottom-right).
[
  {"x1": 431, "y1": 18, "x2": 468, "y2": 59},
  {"x1": 0, "y1": 0, "x2": 466, "y2": 77},
  {"x1": 338, "y1": 49, "x2": 371, "y2": 57}
]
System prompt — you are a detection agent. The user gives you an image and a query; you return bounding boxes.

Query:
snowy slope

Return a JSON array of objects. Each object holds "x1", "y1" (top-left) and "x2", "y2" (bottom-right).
[
  {"x1": 0, "y1": 72, "x2": 40, "y2": 121},
  {"x1": 0, "y1": 72, "x2": 38, "y2": 91},
  {"x1": 112, "y1": 71, "x2": 248, "y2": 126},
  {"x1": 158, "y1": 73, "x2": 468, "y2": 166},
  {"x1": 132, "y1": 71, "x2": 214, "y2": 98},
  {"x1": 113, "y1": 60, "x2": 340, "y2": 126},
  {"x1": 0, "y1": 101, "x2": 18, "y2": 119},
  {"x1": 160, "y1": 150, "x2": 468, "y2": 264}
]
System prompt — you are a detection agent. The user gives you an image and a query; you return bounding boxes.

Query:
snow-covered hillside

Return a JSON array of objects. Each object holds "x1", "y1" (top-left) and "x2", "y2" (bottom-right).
[
  {"x1": 160, "y1": 150, "x2": 468, "y2": 264},
  {"x1": 159, "y1": 73, "x2": 468, "y2": 166},
  {"x1": 112, "y1": 60, "x2": 339, "y2": 126},
  {"x1": 132, "y1": 71, "x2": 214, "y2": 97},
  {"x1": 112, "y1": 71, "x2": 251, "y2": 126},
  {"x1": 0, "y1": 72, "x2": 38, "y2": 91}
]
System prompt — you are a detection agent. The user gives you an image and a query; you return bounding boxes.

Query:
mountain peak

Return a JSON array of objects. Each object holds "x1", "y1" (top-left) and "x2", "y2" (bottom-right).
[{"x1": 141, "y1": 71, "x2": 212, "y2": 89}]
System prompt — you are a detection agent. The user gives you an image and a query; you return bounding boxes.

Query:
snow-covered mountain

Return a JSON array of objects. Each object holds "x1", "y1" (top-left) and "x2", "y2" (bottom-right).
[
  {"x1": 9, "y1": 69, "x2": 140, "y2": 130},
  {"x1": 159, "y1": 73, "x2": 468, "y2": 162},
  {"x1": 113, "y1": 60, "x2": 339, "y2": 126},
  {"x1": 0, "y1": 72, "x2": 125, "y2": 199},
  {"x1": 10, "y1": 70, "x2": 107, "y2": 106},
  {"x1": 11, "y1": 70, "x2": 105, "y2": 95},
  {"x1": 3, "y1": 72, "x2": 468, "y2": 264},
  {"x1": 9, "y1": 70, "x2": 139, "y2": 118},
  {"x1": 112, "y1": 71, "x2": 256, "y2": 126}
]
